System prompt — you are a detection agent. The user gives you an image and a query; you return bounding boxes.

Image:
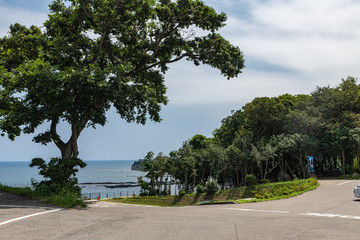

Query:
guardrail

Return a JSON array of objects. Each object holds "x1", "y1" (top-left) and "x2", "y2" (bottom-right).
[{"x1": 82, "y1": 190, "x2": 137, "y2": 200}]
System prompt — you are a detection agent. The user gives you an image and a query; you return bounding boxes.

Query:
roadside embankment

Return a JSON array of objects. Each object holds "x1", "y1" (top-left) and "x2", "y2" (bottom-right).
[{"x1": 105, "y1": 178, "x2": 318, "y2": 206}]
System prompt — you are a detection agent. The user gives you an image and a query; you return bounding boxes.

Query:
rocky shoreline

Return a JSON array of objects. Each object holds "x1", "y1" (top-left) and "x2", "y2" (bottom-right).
[{"x1": 78, "y1": 182, "x2": 140, "y2": 189}]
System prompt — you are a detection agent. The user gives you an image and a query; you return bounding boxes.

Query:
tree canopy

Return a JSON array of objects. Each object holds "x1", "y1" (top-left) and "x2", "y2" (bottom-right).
[
  {"x1": 138, "y1": 77, "x2": 360, "y2": 196},
  {"x1": 0, "y1": 0, "x2": 245, "y2": 159}
]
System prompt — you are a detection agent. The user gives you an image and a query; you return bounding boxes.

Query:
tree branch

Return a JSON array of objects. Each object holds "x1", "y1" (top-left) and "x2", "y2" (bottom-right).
[{"x1": 50, "y1": 117, "x2": 65, "y2": 150}]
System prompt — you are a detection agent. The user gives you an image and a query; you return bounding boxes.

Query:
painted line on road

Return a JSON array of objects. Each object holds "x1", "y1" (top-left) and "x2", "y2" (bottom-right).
[
  {"x1": 225, "y1": 207, "x2": 360, "y2": 221},
  {"x1": 0, "y1": 205, "x2": 61, "y2": 210},
  {"x1": 300, "y1": 212, "x2": 360, "y2": 220},
  {"x1": 225, "y1": 208, "x2": 289, "y2": 214},
  {"x1": 0, "y1": 208, "x2": 62, "y2": 226},
  {"x1": 337, "y1": 180, "x2": 355, "y2": 186}
]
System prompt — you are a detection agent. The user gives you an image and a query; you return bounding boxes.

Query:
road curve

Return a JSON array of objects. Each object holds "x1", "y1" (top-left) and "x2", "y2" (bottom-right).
[{"x1": 1, "y1": 180, "x2": 360, "y2": 240}]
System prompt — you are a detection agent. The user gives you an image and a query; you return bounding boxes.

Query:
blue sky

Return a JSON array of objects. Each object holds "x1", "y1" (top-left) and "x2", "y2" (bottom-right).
[{"x1": 1, "y1": 0, "x2": 360, "y2": 161}]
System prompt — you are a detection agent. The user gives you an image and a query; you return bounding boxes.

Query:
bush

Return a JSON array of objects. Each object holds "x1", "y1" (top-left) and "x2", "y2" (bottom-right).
[
  {"x1": 0, "y1": 184, "x2": 85, "y2": 208},
  {"x1": 259, "y1": 179, "x2": 270, "y2": 184},
  {"x1": 205, "y1": 180, "x2": 219, "y2": 194},
  {"x1": 30, "y1": 157, "x2": 86, "y2": 195},
  {"x1": 179, "y1": 190, "x2": 186, "y2": 196},
  {"x1": 245, "y1": 174, "x2": 257, "y2": 186},
  {"x1": 45, "y1": 192, "x2": 86, "y2": 208},
  {"x1": 196, "y1": 184, "x2": 205, "y2": 194}
]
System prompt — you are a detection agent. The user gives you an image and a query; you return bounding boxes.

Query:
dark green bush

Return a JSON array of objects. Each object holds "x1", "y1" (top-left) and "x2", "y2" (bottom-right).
[
  {"x1": 30, "y1": 157, "x2": 86, "y2": 195},
  {"x1": 179, "y1": 190, "x2": 186, "y2": 195},
  {"x1": 245, "y1": 174, "x2": 257, "y2": 186},
  {"x1": 196, "y1": 184, "x2": 205, "y2": 194},
  {"x1": 205, "y1": 180, "x2": 219, "y2": 193},
  {"x1": 259, "y1": 179, "x2": 270, "y2": 184}
]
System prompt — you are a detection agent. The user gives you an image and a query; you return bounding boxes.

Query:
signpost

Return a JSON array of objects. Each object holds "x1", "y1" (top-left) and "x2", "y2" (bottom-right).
[{"x1": 307, "y1": 156, "x2": 316, "y2": 178}]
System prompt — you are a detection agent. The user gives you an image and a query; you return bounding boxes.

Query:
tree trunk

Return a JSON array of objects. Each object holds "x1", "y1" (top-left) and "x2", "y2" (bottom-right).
[
  {"x1": 201, "y1": 164, "x2": 207, "y2": 185},
  {"x1": 184, "y1": 169, "x2": 188, "y2": 193},
  {"x1": 51, "y1": 118, "x2": 87, "y2": 159},
  {"x1": 168, "y1": 176, "x2": 171, "y2": 195},
  {"x1": 342, "y1": 150, "x2": 346, "y2": 175},
  {"x1": 158, "y1": 176, "x2": 163, "y2": 195},
  {"x1": 235, "y1": 166, "x2": 239, "y2": 187}
]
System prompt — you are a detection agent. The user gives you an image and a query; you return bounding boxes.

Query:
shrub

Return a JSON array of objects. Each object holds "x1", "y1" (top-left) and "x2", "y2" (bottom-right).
[
  {"x1": 45, "y1": 192, "x2": 86, "y2": 208},
  {"x1": 245, "y1": 174, "x2": 257, "y2": 186},
  {"x1": 259, "y1": 179, "x2": 270, "y2": 184},
  {"x1": 139, "y1": 192, "x2": 147, "y2": 197},
  {"x1": 205, "y1": 180, "x2": 219, "y2": 194},
  {"x1": 179, "y1": 190, "x2": 186, "y2": 196},
  {"x1": 29, "y1": 157, "x2": 86, "y2": 195},
  {"x1": 0, "y1": 184, "x2": 85, "y2": 208},
  {"x1": 196, "y1": 184, "x2": 205, "y2": 194}
]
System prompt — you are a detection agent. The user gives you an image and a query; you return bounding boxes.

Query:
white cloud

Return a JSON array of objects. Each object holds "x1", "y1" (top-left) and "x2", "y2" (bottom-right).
[
  {"x1": 164, "y1": 0, "x2": 360, "y2": 105},
  {"x1": 221, "y1": 0, "x2": 360, "y2": 79},
  {"x1": 0, "y1": 5, "x2": 48, "y2": 36}
]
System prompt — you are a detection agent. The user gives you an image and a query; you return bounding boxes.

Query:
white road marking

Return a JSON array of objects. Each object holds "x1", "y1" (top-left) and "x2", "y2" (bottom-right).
[
  {"x1": 225, "y1": 208, "x2": 360, "y2": 221},
  {"x1": 0, "y1": 205, "x2": 60, "y2": 210},
  {"x1": 0, "y1": 209, "x2": 62, "y2": 226},
  {"x1": 300, "y1": 212, "x2": 360, "y2": 220},
  {"x1": 225, "y1": 208, "x2": 289, "y2": 214},
  {"x1": 337, "y1": 180, "x2": 355, "y2": 186}
]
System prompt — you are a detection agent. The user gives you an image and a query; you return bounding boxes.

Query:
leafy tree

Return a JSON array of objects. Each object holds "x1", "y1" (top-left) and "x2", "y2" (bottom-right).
[
  {"x1": 251, "y1": 137, "x2": 278, "y2": 180},
  {"x1": 243, "y1": 94, "x2": 298, "y2": 140},
  {"x1": 283, "y1": 134, "x2": 318, "y2": 178},
  {"x1": 177, "y1": 142, "x2": 197, "y2": 193},
  {"x1": 0, "y1": 0, "x2": 245, "y2": 159},
  {"x1": 226, "y1": 129, "x2": 253, "y2": 185},
  {"x1": 189, "y1": 134, "x2": 210, "y2": 150},
  {"x1": 140, "y1": 151, "x2": 156, "y2": 194},
  {"x1": 139, "y1": 77, "x2": 360, "y2": 186},
  {"x1": 213, "y1": 109, "x2": 245, "y2": 147}
]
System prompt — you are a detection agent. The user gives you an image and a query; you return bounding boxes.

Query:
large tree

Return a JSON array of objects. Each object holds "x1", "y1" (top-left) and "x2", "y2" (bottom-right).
[{"x1": 0, "y1": 0, "x2": 245, "y2": 158}]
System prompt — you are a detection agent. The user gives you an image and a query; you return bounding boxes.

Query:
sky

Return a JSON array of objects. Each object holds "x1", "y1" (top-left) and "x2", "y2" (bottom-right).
[{"x1": 1, "y1": 0, "x2": 360, "y2": 161}]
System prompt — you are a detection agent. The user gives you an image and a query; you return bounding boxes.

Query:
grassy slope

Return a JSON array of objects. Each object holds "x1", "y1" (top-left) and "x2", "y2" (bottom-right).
[
  {"x1": 105, "y1": 178, "x2": 318, "y2": 206},
  {"x1": 0, "y1": 184, "x2": 85, "y2": 208}
]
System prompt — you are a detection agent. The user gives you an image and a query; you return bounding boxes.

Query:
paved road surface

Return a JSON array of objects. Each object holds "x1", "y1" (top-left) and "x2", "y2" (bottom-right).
[{"x1": 1, "y1": 180, "x2": 360, "y2": 240}]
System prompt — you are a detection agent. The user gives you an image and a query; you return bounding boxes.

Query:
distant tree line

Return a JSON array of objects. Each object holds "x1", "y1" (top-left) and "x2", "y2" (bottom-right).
[{"x1": 137, "y1": 77, "x2": 360, "y2": 195}]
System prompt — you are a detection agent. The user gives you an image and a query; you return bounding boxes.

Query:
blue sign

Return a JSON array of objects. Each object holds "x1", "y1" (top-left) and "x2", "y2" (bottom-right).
[{"x1": 308, "y1": 156, "x2": 315, "y2": 173}]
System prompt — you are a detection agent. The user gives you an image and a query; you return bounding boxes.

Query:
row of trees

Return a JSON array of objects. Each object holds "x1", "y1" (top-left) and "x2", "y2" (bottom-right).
[{"x1": 139, "y1": 77, "x2": 360, "y2": 194}]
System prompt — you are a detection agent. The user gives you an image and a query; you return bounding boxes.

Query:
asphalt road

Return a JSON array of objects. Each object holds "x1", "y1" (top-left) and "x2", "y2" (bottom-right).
[{"x1": 1, "y1": 180, "x2": 360, "y2": 240}]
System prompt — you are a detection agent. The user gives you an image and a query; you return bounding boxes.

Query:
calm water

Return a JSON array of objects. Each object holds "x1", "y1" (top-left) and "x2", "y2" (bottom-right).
[{"x1": 0, "y1": 160, "x2": 146, "y2": 198}]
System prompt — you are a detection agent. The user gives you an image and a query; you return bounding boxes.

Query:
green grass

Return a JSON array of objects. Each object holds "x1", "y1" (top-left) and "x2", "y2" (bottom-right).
[
  {"x1": 105, "y1": 178, "x2": 318, "y2": 206},
  {"x1": 0, "y1": 184, "x2": 86, "y2": 208}
]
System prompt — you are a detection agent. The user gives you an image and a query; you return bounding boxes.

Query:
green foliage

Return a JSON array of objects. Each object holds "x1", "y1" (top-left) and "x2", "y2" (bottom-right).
[
  {"x1": 205, "y1": 180, "x2": 219, "y2": 193},
  {"x1": 0, "y1": 0, "x2": 244, "y2": 159},
  {"x1": 253, "y1": 179, "x2": 318, "y2": 200},
  {"x1": 137, "y1": 176, "x2": 151, "y2": 196},
  {"x1": 136, "y1": 78, "x2": 360, "y2": 193},
  {"x1": 45, "y1": 192, "x2": 86, "y2": 208},
  {"x1": 213, "y1": 110, "x2": 245, "y2": 147},
  {"x1": 245, "y1": 174, "x2": 257, "y2": 186},
  {"x1": 179, "y1": 190, "x2": 186, "y2": 196},
  {"x1": 189, "y1": 134, "x2": 210, "y2": 150},
  {"x1": 259, "y1": 179, "x2": 270, "y2": 184},
  {"x1": 106, "y1": 179, "x2": 318, "y2": 206},
  {"x1": 0, "y1": 184, "x2": 35, "y2": 198},
  {"x1": 196, "y1": 184, "x2": 205, "y2": 194},
  {"x1": 140, "y1": 151, "x2": 170, "y2": 196},
  {"x1": 29, "y1": 157, "x2": 86, "y2": 195},
  {"x1": 0, "y1": 184, "x2": 85, "y2": 208}
]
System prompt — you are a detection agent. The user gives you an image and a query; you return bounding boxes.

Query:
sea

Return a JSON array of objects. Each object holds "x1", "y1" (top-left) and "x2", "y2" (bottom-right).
[{"x1": 0, "y1": 160, "x2": 147, "y2": 199}]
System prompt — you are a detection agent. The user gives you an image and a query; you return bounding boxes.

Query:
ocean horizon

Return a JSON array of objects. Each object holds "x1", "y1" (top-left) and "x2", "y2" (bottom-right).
[{"x1": 0, "y1": 160, "x2": 147, "y2": 198}]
